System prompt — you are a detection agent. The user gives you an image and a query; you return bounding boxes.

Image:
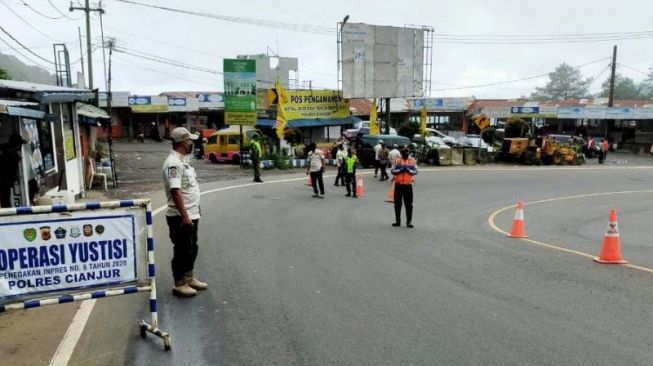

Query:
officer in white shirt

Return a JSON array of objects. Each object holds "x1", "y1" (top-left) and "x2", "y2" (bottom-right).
[
  {"x1": 373, "y1": 140, "x2": 383, "y2": 177},
  {"x1": 162, "y1": 127, "x2": 207, "y2": 297}
]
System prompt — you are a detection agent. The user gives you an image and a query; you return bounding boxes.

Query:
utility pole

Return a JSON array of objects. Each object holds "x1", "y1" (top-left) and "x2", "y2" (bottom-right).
[
  {"x1": 608, "y1": 45, "x2": 617, "y2": 108},
  {"x1": 607, "y1": 45, "x2": 617, "y2": 137},
  {"x1": 69, "y1": 1, "x2": 104, "y2": 90},
  {"x1": 106, "y1": 38, "x2": 117, "y2": 187}
]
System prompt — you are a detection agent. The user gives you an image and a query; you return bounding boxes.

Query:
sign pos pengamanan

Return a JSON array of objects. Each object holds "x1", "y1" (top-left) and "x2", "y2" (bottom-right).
[
  {"x1": 224, "y1": 59, "x2": 257, "y2": 125},
  {"x1": 0, "y1": 210, "x2": 137, "y2": 299}
]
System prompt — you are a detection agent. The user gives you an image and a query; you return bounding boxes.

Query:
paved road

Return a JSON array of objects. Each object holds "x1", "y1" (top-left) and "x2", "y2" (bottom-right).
[{"x1": 3, "y1": 149, "x2": 653, "y2": 365}]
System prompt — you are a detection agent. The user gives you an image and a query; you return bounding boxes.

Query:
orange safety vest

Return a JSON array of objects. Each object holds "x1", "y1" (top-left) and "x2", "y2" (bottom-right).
[{"x1": 394, "y1": 157, "x2": 416, "y2": 185}]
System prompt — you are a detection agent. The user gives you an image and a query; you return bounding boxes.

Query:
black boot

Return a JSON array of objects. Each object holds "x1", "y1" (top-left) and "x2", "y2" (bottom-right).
[{"x1": 406, "y1": 206, "x2": 413, "y2": 228}]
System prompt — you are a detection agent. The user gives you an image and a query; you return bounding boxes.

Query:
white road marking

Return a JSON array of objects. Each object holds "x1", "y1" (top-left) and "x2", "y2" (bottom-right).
[
  {"x1": 51, "y1": 166, "x2": 653, "y2": 364},
  {"x1": 49, "y1": 299, "x2": 97, "y2": 366},
  {"x1": 487, "y1": 190, "x2": 653, "y2": 271}
]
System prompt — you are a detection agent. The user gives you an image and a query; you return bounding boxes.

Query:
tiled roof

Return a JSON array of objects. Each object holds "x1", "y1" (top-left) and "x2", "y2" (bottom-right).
[{"x1": 349, "y1": 98, "x2": 373, "y2": 115}]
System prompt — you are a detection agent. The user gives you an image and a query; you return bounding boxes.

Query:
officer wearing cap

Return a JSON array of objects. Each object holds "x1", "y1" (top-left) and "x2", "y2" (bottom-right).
[
  {"x1": 162, "y1": 127, "x2": 207, "y2": 297},
  {"x1": 391, "y1": 147, "x2": 418, "y2": 228}
]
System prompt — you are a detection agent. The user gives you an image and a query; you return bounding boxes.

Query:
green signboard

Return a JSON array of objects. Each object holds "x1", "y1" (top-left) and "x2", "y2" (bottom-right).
[{"x1": 224, "y1": 59, "x2": 257, "y2": 125}]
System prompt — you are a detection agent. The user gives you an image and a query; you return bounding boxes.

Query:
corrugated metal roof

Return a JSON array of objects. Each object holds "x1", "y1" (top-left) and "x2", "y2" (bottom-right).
[
  {"x1": 0, "y1": 79, "x2": 89, "y2": 93},
  {"x1": 159, "y1": 91, "x2": 218, "y2": 98},
  {"x1": 349, "y1": 98, "x2": 373, "y2": 115}
]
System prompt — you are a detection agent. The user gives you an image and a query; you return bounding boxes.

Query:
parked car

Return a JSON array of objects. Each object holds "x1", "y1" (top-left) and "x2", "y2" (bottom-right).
[
  {"x1": 458, "y1": 134, "x2": 495, "y2": 152},
  {"x1": 356, "y1": 134, "x2": 411, "y2": 168},
  {"x1": 424, "y1": 128, "x2": 460, "y2": 146},
  {"x1": 346, "y1": 126, "x2": 398, "y2": 146}
]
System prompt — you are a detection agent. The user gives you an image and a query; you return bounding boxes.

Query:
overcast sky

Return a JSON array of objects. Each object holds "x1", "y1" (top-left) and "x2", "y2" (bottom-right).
[{"x1": 1, "y1": 0, "x2": 652, "y2": 98}]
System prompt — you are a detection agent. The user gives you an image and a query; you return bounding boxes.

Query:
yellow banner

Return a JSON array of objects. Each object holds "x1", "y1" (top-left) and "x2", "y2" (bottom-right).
[
  {"x1": 64, "y1": 130, "x2": 76, "y2": 161},
  {"x1": 275, "y1": 80, "x2": 288, "y2": 139},
  {"x1": 282, "y1": 90, "x2": 350, "y2": 120},
  {"x1": 369, "y1": 100, "x2": 379, "y2": 135},
  {"x1": 130, "y1": 104, "x2": 168, "y2": 113},
  {"x1": 225, "y1": 112, "x2": 256, "y2": 126},
  {"x1": 420, "y1": 106, "x2": 427, "y2": 135}
]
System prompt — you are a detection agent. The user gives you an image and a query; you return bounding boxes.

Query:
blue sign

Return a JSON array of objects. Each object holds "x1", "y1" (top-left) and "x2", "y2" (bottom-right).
[
  {"x1": 607, "y1": 107, "x2": 634, "y2": 119},
  {"x1": 511, "y1": 106, "x2": 540, "y2": 114},
  {"x1": 414, "y1": 98, "x2": 444, "y2": 108},
  {"x1": 128, "y1": 96, "x2": 152, "y2": 105},
  {"x1": 168, "y1": 98, "x2": 187, "y2": 107}
]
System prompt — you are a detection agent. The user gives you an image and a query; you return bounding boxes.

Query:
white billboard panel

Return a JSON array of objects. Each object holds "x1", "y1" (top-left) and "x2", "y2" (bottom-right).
[{"x1": 341, "y1": 23, "x2": 424, "y2": 99}]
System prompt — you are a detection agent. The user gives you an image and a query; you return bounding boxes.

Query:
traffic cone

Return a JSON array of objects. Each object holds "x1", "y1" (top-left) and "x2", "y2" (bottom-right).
[
  {"x1": 385, "y1": 181, "x2": 394, "y2": 203},
  {"x1": 305, "y1": 175, "x2": 312, "y2": 186},
  {"x1": 508, "y1": 200, "x2": 527, "y2": 238},
  {"x1": 594, "y1": 209, "x2": 628, "y2": 264},
  {"x1": 355, "y1": 175, "x2": 365, "y2": 197}
]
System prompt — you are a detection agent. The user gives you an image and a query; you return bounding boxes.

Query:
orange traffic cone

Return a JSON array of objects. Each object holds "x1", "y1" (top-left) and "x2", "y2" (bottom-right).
[
  {"x1": 385, "y1": 181, "x2": 394, "y2": 203},
  {"x1": 355, "y1": 175, "x2": 365, "y2": 197},
  {"x1": 508, "y1": 200, "x2": 527, "y2": 238},
  {"x1": 594, "y1": 209, "x2": 627, "y2": 264},
  {"x1": 305, "y1": 175, "x2": 312, "y2": 186}
]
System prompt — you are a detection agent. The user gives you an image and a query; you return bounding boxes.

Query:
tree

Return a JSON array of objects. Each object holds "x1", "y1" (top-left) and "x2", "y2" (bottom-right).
[
  {"x1": 0, "y1": 67, "x2": 9, "y2": 80},
  {"x1": 599, "y1": 73, "x2": 644, "y2": 100},
  {"x1": 531, "y1": 63, "x2": 592, "y2": 100},
  {"x1": 639, "y1": 64, "x2": 653, "y2": 99}
]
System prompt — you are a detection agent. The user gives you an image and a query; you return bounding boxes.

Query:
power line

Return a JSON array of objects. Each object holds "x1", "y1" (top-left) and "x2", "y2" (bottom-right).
[
  {"x1": 429, "y1": 57, "x2": 611, "y2": 91},
  {"x1": 18, "y1": 0, "x2": 64, "y2": 19},
  {"x1": 47, "y1": 0, "x2": 83, "y2": 20},
  {"x1": 0, "y1": 36, "x2": 54, "y2": 70},
  {"x1": 0, "y1": 25, "x2": 55, "y2": 64},
  {"x1": 0, "y1": 0, "x2": 62, "y2": 41},
  {"x1": 113, "y1": 0, "x2": 335, "y2": 35},
  {"x1": 112, "y1": 57, "x2": 220, "y2": 88},
  {"x1": 617, "y1": 63, "x2": 650, "y2": 76}
]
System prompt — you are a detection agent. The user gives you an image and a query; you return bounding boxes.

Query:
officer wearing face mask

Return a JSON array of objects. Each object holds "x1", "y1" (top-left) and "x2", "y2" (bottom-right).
[
  {"x1": 390, "y1": 146, "x2": 418, "y2": 228},
  {"x1": 162, "y1": 127, "x2": 207, "y2": 297}
]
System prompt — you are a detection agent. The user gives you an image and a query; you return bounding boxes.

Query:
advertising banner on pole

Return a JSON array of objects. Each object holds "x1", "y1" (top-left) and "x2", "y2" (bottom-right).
[
  {"x1": 0, "y1": 209, "x2": 139, "y2": 299},
  {"x1": 129, "y1": 96, "x2": 169, "y2": 113},
  {"x1": 224, "y1": 59, "x2": 257, "y2": 125}
]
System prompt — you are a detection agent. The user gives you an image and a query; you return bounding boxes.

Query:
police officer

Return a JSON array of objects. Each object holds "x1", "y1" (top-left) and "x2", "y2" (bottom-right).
[
  {"x1": 391, "y1": 147, "x2": 418, "y2": 228},
  {"x1": 343, "y1": 148, "x2": 358, "y2": 198},
  {"x1": 249, "y1": 134, "x2": 263, "y2": 183},
  {"x1": 163, "y1": 127, "x2": 207, "y2": 297}
]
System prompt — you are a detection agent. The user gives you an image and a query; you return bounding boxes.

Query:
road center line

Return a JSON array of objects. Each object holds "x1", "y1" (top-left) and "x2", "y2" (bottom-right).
[{"x1": 487, "y1": 190, "x2": 653, "y2": 272}]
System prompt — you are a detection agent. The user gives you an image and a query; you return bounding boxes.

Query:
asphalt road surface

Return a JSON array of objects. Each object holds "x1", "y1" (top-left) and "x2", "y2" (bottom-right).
[{"x1": 4, "y1": 164, "x2": 653, "y2": 366}]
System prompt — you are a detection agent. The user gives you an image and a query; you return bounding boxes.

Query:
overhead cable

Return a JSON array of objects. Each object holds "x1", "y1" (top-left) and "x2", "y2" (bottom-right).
[{"x1": 0, "y1": 25, "x2": 55, "y2": 64}]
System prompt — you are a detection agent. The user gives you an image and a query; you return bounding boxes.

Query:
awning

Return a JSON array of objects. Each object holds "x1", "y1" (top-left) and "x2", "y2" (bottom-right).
[
  {"x1": 76, "y1": 102, "x2": 109, "y2": 119},
  {"x1": 0, "y1": 100, "x2": 45, "y2": 119},
  {"x1": 256, "y1": 116, "x2": 361, "y2": 129}
]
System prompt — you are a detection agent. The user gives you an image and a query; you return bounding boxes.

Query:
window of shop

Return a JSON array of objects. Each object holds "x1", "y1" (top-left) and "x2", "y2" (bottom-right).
[{"x1": 51, "y1": 103, "x2": 76, "y2": 161}]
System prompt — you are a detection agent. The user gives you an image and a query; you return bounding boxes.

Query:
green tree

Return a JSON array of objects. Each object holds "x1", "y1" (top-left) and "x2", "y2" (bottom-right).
[
  {"x1": 531, "y1": 63, "x2": 592, "y2": 100},
  {"x1": 639, "y1": 65, "x2": 653, "y2": 99},
  {"x1": 599, "y1": 73, "x2": 644, "y2": 100},
  {"x1": 0, "y1": 68, "x2": 10, "y2": 80}
]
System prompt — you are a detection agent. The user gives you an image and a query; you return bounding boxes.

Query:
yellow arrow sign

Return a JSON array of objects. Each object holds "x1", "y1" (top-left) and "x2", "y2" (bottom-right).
[{"x1": 474, "y1": 114, "x2": 490, "y2": 130}]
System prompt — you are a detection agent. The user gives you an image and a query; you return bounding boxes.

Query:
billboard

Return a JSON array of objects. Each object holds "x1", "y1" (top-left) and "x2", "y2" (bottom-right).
[
  {"x1": 341, "y1": 23, "x2": 424, "y2": 99},
  {"x1": 224, "y1": 59, "x2": 257, "y2": 125}
]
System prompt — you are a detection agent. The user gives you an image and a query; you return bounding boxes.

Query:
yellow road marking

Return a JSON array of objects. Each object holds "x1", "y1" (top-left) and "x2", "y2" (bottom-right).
[{"x1": 487, "y1": 190, "x2": 653, "y2": 272}]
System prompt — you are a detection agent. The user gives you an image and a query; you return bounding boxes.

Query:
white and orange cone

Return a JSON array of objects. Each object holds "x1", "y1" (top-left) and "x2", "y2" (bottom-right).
[
  {"x1": 355, "y1": 175, "x2": 365, "y2": 197},
  {"x1": 385, "y1": 181, "x2": 395, "y2": 203},
  {"x1": 594, "y1": 209, "x2": 627, "y2": 264},
  {"x1": 508, "y1": 200, "x2": 527, "y2": 238}
]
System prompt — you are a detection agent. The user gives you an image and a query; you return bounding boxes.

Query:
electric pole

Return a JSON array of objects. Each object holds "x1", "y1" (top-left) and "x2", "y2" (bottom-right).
[
  {"x1": 607, "y1": 45, "x2": 617, "y2": 136},
  {"x1": 106, "y1": 38, "x2": 117, "y2": 188},
  {"x1": 608, "y1": 45, "x2": 617, "y2": 108},
  {"x1": 69, "y1": 1, "x2": 104, "y2": 90}
]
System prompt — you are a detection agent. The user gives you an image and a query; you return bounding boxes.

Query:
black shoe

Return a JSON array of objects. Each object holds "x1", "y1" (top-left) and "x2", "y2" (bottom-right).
[
  {"x1": 312, "y1": 194, "x2": 319, "y2": 198},
  {"x1": 345, "y1": 193, "x2": 351, "y2": 197},
  {"x1": 392, "y1": 222, "x2": 400, "y2": 227},
  {"x1": 352, "y1": 195, "x2": 357, "y2": 198},
  {"x1": 334, "y1": 184, "x2": 340, "y2": 186},
  {"x1": 407, "y1": 223, "x2": 414, "y2": 228}
]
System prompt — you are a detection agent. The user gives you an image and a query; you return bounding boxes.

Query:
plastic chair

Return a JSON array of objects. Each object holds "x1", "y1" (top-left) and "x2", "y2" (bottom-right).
[{"x1": 88, "y1": 158, "x2": 107, "y2": 190}]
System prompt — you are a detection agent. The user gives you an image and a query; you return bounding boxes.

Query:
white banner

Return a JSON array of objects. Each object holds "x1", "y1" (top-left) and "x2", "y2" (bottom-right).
[{"x1": 0, "y1": 210, "x2": 138, "y2": 298}]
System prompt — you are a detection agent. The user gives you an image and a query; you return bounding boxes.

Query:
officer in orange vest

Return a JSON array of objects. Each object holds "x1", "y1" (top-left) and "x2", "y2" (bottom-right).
[{"x1": 391, "y1": 147, "x2": 418, "y2": 228}]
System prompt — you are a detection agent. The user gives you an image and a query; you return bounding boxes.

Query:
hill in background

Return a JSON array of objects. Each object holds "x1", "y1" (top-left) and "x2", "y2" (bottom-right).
[{"x1": 0, "y1": 52, "x2": 56, "y2": 84}]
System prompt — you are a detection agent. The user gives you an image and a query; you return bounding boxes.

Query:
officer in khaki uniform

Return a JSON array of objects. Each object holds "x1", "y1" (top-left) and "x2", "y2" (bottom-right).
[{"x1": 162, "y1": 127, "x2": 208, "y2": 297}]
